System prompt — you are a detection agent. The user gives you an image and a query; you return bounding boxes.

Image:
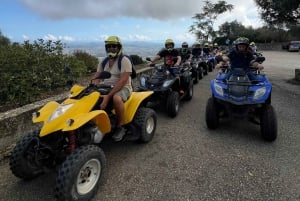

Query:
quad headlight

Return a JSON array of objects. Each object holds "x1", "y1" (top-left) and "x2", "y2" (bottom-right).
[
  {"x1": 140, "y1": 76, "x2": 146, "y2": 87},
  {"x1": 253, "y1": 87, "x2": 266, "y2": 100},
  {"x1": 163, "y1": 80, "x2": 173, "y2": 88},
  {"x1": 214, "y1": 82, "x2": 224, "y2": 96},
  {"x1": 48, "y1": 103, "x2": 74, "y2": 122}
]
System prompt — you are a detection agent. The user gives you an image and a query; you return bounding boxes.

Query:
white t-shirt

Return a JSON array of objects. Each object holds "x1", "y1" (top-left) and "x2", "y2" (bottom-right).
[{"x1": 97, "y1": 56, "x2": 133, "y2": 93}]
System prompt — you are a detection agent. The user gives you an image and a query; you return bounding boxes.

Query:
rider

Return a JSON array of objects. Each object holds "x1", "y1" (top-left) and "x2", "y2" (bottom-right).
[
  {"x1": 93, "y1": 35, "x2": 133, "y2": 141},
  {"x1": 191, "y1": 41, "x2": 202, "y2": 58},
  {"x1": 149, "y1": 38, "x2": 183, "y2": 92},
  {"x1": 202, "y1": 42, "x2": 211, "y2": 57},
  {"x1": 149, "y1": 38, "x2": 181, "y2": 67},
  {"x1": 179, "y1": 42, "x2": 192, "y2": 65},
  {"x1": 216, "y1": 37, "x2": 264, "y2": 80},
  {"x1": 249, "y1": 41, "x2": 257, "y2": 53},
  {"x1": 212, "y1": 43, "x2": 219, "y2": 55}
]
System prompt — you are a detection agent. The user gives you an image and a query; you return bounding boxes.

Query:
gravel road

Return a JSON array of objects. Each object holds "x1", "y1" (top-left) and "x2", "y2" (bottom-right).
[{"x1": 0, "y1": 50, "x2": 299, "y2": 201}]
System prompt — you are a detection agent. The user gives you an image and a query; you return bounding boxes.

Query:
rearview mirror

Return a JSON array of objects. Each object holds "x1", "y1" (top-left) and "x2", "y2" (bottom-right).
[{"x1": 255, "y1": 56, "x2": 265, "y2": 63}]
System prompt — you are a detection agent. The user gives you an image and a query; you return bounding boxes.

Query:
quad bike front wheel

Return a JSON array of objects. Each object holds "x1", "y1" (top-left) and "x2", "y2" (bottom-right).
[
  {"x1": 208, "y1": 62, "x2": 214, "y2": 72},
  {"x1": 54, "y1": 145, "x2": 106, "y2": 201},
  {"x1": 193, "y1": 69, "x2": 199, "y2": 84},
  {"x1": 9, "y1": 130, "x2": 44, "y2": 180},
  {"x1": 260, "y1": 104, "x2": 277, "y2": 141},
  {"x1": 134, "y1": 107, "x2": 157, "y2": 143},
  {"x1": 184, "y1": 81, "x2": 193, "y2": 101},
  {"x1": 166, "y1": 91, "x2": 180, "y2": 117},
  {"x1": 205, "y1": 97, "x2": 219, "y2": 129},
  {"x1": 198, "y1": 67, "x2": 203, "y2": 80}
]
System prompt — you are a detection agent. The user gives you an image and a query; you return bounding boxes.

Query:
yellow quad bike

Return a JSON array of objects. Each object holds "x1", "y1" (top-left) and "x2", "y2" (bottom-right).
[{"x1": 9, "y1": 71, "x2": 157, "y2": 201}]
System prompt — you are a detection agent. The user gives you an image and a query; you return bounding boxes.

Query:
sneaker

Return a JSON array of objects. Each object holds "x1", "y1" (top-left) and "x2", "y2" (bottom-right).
[{"x1": 112, "y1": 126, "x2": 126, "y2": 142}]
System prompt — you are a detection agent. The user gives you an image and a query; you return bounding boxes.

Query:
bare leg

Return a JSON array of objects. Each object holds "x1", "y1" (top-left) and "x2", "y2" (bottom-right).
[{"x1": 113, "y1": 95, "x2": 125, "y2": 126}]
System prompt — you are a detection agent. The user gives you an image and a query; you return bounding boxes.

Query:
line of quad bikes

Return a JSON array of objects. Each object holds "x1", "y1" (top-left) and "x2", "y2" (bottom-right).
[{"x1": 9, "y1": 52, "x2": 277, "y2": 201}]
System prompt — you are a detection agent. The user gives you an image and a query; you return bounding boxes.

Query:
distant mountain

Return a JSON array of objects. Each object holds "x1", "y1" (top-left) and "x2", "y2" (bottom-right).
[{"x1": 64, "y1": 41, "x2": 163, "y2": 58}]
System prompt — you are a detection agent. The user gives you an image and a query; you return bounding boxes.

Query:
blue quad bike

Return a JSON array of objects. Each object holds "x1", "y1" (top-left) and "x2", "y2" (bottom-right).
[
  {"x1": 139, "y1": 61, "x2": 193, "y2": 117},
  {"x1": 205, "y1": 59, "x2": 277, "y2": 141}
]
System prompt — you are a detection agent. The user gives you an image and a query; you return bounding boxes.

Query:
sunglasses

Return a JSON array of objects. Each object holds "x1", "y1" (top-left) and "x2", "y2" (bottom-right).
[{"x1": 105, "y1": 44, "x2": 119, "y2": 48}]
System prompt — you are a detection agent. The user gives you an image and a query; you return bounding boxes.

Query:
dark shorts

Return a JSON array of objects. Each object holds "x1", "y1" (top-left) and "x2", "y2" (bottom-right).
[{"x1": 168, "y1": 67, "x2": 180, "y2": 76}]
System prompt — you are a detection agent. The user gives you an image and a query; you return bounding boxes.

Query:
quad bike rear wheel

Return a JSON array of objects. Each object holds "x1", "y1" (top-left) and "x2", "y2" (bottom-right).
[
  {"x1": 134, "y1": 107, "x2": 157, "y2": 143},
  {"x1": 54, "y1": 145, "x2": 106, "y2": 201},
  {"x1": 260, "y1": 104, "x2": 277, "y2": 141},
  {"x1": 9, "y1": 130, "x2": 44, "y2": 180},
  {"x1": 205, "y1": 97, "x2": 219, "y2": 129},
  {"x1": 166, "y1": 91, "x2": 180, "y2": 117}
]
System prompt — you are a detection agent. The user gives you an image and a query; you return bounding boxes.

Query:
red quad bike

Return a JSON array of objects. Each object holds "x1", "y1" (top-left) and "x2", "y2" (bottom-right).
[{"x1": 9, "y1": 71, "x2": 157, "y2": 201}]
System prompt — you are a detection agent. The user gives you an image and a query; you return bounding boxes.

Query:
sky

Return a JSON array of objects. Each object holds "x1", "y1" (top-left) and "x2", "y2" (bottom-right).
[{"x1": 0, "y1": 0, "x2": 264, "y2": 45}]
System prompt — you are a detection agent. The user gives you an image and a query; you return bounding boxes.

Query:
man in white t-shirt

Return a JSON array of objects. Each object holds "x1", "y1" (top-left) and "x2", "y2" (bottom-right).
[{"x1": 93, "y1": 36, "x2": 132, "y2": 141}]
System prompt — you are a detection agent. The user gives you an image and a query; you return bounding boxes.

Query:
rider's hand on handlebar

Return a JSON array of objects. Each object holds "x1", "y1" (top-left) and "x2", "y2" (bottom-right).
[
  {"x1": 256, "y1": 63, "x2": 264, "y2": 70},
  {"x1": 149, "y1": 62, "x2": 155, "y2": 67},
  {"x1": 253, "y1": 62, "x2": 264, "y2": 70}
]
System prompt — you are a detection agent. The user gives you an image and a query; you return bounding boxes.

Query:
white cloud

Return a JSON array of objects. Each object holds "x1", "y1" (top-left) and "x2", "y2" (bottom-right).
[
  {"x1": 173, "y1": 33, "x2": 195, "y2": 43},
  {"x1": 127, "y1": 34, "x2": 151, "y2": 41},
  {"x1": 213, "y1": 0, "x2": 263, "y2": 29},
  {"x1": 20, "y1": 0, "x2": 263, "y2": 29},
  {"x1": 43, "y1": 34, "x2": 75, "y2": 41},
  {"x1": 20, "y1": 0, "x2": 206, "y2": 20},
  {"x1": 22, "y1": 35, "x2": 30, "y2": 40}
]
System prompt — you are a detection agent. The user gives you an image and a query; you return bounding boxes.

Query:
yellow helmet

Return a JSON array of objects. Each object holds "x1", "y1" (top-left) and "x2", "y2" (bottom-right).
[
  {"x1": 214, "y1": 43, "x2": 218, "y2": 47},
  {"x1": 204, "y1": 42, "x2": 209, "y2": 47},
  {"x1": 193, "y1": 41, "x2": 201, "y2": 48},
  {"x1": 104, "y1": 36, "x2": 122, "y2": 58},
  {"x1": 165, "y1": 38, "x2": 175, "y2": 50},
  {"x1": 250, "y1": 42, "x2": 255, "y2": 46}
]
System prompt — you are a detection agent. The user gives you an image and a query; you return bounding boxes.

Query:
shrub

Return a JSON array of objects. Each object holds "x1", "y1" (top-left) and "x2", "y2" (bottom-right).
[{"x1": 73, "y1": 50, "x2": 99, "y2": 73}]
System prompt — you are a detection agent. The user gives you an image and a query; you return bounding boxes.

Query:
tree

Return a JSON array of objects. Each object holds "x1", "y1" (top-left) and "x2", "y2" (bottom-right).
[
  {"x1": 254, "y1": 0, "x2": 300, "y2": 26},
  {"x1": 218, "y1": 20, "x2": 247, "y2": 41},
  {"x1": 0, "y1": 31, "x2": 10, "y2": 46},
  {"x1": 73, "y1": 50, "x2": 99, "y2": 73},
  {"x1": 189, "y1": 0, "x2": 233, "y2": 41}
]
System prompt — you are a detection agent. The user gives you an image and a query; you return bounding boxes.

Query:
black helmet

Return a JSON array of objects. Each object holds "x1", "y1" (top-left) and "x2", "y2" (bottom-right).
[
  {"x1": 182, "y1": 42, "x2": 188, "y2": 48},
  {"x1": 235, "y1": 37, "x2": 249, "y2": 46}
]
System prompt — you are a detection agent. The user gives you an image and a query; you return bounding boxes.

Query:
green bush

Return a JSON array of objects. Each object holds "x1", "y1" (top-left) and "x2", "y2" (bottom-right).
[
  {"x1": 73, "y1": 50, "x2": 99, "y2": 73},
  {"x1": 129, "y1": 54, "x2": 143, "y2": 65},
  {"x1": 0, "y1": 39, "x2": 87, "y2": 107}
]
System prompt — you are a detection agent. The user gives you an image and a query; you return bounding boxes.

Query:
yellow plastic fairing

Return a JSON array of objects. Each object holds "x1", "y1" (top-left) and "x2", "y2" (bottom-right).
[
  {"x1": 69, "y1": 84, "x2": 85, "y2": 98},
  {"x1": 62, "y1": 110, "x2": 111, "y2": 134},
  {"x1": 38, "y1": 92, "x2": 100, "y2": 136},
  {"x1": 122, "y1": 91, "x2": 154, "y2": 124},
  {"x1": 33, "y1": 101, "x2": 59, "y2": 123}
]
